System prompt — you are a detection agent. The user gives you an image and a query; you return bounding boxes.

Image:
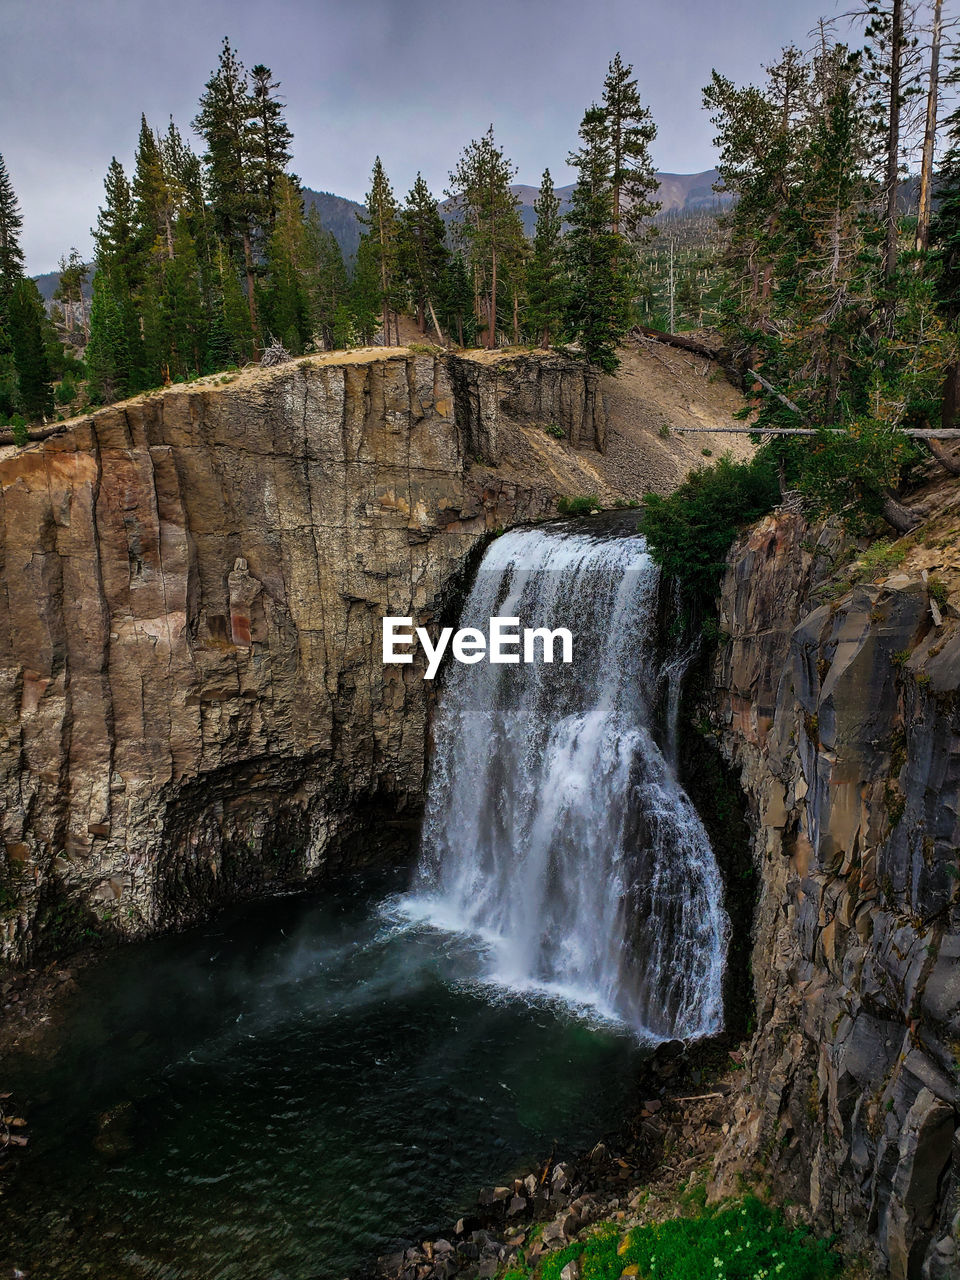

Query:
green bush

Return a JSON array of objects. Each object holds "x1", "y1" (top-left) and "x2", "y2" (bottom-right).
[
  {"x1": 642, "y1": 453, "x2": 781, "y2": 609},
  {"x1": 8, "y1": 414, "x2": 28, "y2": 446},
  {"x1": 544, "y1": 423, "x2": 566, "y2": 440},
  {"x1": 557, "y1": 495, "x2": 599, "y2": 516},
  {"x1": 55, "y1": 378, "x2": 76, "y2": 406},
  {"x1": 929, "y1": 576, "x2": 949, "y2": 607}
]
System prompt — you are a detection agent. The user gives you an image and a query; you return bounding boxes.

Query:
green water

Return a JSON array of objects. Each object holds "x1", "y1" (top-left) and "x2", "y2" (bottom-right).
[{"x1": 1, "y1": 872, "x2": 644, "y2": 1279}]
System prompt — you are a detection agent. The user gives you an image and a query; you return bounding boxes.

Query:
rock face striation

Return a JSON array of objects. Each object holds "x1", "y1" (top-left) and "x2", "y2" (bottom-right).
[
  {"x1": 711, "y1": 510, "x2": 960, "y2": 1279},
  {"x1": 0, "y1": 349, "x2": 618, "y2": 962}
]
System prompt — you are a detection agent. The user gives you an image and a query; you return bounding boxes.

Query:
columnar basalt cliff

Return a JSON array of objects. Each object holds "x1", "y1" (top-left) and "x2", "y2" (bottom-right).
[
  {"x1": 0, "y1": 348, "x2": 630, "y2": 962},
  {"x1": 710, "y1": 509, "x2": 960, "y2": 1279}
]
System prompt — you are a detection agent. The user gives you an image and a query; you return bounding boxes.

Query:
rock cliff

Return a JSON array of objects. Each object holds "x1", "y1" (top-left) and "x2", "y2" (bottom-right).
[
  {"x1": 710, "y1": 506, "x2": 960, "y2": 1279},
  {"x1": 0, "y1": 344, "x2": 743, "y2": 965}
]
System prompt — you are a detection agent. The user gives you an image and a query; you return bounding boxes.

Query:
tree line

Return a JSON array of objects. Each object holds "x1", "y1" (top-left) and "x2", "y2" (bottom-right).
[
  {"x1": 644, "y1": 0, "x2": 960, "y2": 600},
  {"x1": 700, "y1": 0, "x2": 960, "y2": 531},
  {"x1": 0, "y1": 38, "x2": 662, "y2": 435},
  {"x1": 4, "y1": 0, "x2": 960, "y2": 545}
]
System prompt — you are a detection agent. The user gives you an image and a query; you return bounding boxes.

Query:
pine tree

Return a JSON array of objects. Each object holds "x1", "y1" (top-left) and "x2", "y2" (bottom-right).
[
  {"x1": 933, "y1": 101, "x2": 960, "y2": 317},
  {"x1": 0, "y1": 314, "x2": 18, "y2": 420},
  {"x1": 349, "y1": 234, "x2": 384, "y2": 344},
  {"x1": 52, "y1": 248, "x2": 89, "y2": 339},
  {"x1": 398, "y1": 174, "x2": 448, "y2": 338},
  {"x1": 0, "y1": 152, "x2": 25, "y2": 305},
  {"x1": 566, "y1": 106, "x2": 629, "y2": 372},
  {"x1": 210, "y1": 237, "x2": 253, "y2": 367},
  {"x1": 358, "y1": 158, "x2": 400, "y2": 344},
  {"x1": 262, "y1": 175, "x2": 310, "y2": 353},
  {"x1": 446, "y1": 127, "x2": 524, "y2": 348},
  {"x1": 194, "y1": 37, "x2": 259, "y2": 353},
  {"x1": 89, "y1": 157, "x2": 147, "y2": 394},
  {"x1": 132, "y1": 114, "x2": 174, "y2": 259},
  {"x1": 94, "y1": 158, "x2": 142, "y2": 288},
  {"x1": 304, "y1": 207, "x2": 349, "y2": 349},
  {"x1": 8, "y1": 278, "x2": 53, "y2": 420},
  {"x1": 86, "y1": 269, "x2": 132, "y2": 403},
  {"x1": 249, "y1": 64, "x2": 295, "y2": 230},
  {"x1": 602, "y1": 53, "x2": 660, "y2": 241},
  {"x1": 438, "y1": 252, "x2": 476, "y2": 347},
  {"x1": 857, "y1": 0, "x2": 923, "y2": 285},
  {"x1": 526, "y1": 168, "x2": 566, "y2": 348}
]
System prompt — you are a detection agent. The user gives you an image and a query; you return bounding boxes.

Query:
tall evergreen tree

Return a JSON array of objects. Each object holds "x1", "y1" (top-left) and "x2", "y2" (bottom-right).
[
  {"x1": 132, "y1": 114, "x2": 174, "y2": 259},
  {"x1": 438, "y1": 252, "x2": 475, "y2": 347},
  {"x1": 398, "y1": 173, "x2": 448, "y2": 338},
  {"x1": 932, "y1": 55, "x2": 960, "y2": 318},
  {"x1": 526, "y1": 168, "x2": 566, "y2": 348},
  {"x1": 8, "y1": 278, "x2": 53, "y2": 420},
  {"x1": 566, "y1": 106, "x2": 630, "y2": 372},
  {"x1": 349, "y1": 233, "x2": 384, "y2": 344},
  {"x1": 88, "y1": 157, "x2": 146, "y2": 396},
  {"x1": 262, "y1": 175, "x2": 311, "y2": 352},
  {"x1": 0, "y1": 153, "x2": 25, "y2": 304},
  {"x1": 194, "y1": 37, "x2": 259, "y2": 352},
  {"x1": 358, "y1": 158, "x2": 400, "y2": 344},
  {"x1": 86, "y1": 269, "x2": 133, "y2": 403},
  {"x1": 210, "y1": 237, "x2": 254, "y2": 367},
  {"x1": 53, "y1": 249, "x2": 89, "y2": 339},
  {"x1": 0, "y1": 152, "x2": 25, "y2": 422},
  {"x1": 303, "y1": 207, "x2": 350, "y2": 349},
  {"x1": 160, "y1": 222, "x2": 207, "y2": 377},
  {"x1": 602, "y1": 53, "x2": 660, "y2": 241},
  {"x1": 249, "y1": 64, "x2": 295, "y2": 230},
  {"x1": 446, "y1": 127, "x2": 524, "y2": 348}
]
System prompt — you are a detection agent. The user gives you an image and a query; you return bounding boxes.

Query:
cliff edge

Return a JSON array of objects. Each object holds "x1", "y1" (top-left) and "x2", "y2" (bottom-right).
[{"x1": 0, "y1": 343, "x2": 746, "y2": 963}]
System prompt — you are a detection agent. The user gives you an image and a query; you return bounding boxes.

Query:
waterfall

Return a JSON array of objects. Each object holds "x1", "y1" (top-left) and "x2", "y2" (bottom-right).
[{"x1": 402, "y1": 523, "x2": 729, "y2": 1041}]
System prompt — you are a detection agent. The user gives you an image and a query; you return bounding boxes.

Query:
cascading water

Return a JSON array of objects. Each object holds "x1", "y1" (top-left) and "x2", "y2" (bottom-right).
[{"x1": 402, "y1": 522, "x2": 729, "y2": 1041}]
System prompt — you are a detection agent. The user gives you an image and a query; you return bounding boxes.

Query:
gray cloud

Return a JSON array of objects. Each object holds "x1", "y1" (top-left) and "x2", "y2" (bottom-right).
[{"x1": 4, "y1": 0, "x2": 839, "y2": 273}]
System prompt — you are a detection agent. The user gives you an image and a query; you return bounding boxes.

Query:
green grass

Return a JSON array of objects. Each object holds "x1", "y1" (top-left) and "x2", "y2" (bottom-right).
[{"x1": 503, "y1": 1198, "x2": 840, "y2": 1280}]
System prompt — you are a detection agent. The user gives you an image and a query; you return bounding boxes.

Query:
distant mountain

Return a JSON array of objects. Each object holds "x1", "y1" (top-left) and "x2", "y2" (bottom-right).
[
  {"x1": 301, "y1": 188, "x2": 366, "y2": 261},
  {"x1": 33, "y1": 267, "x2": 94, "y2": 305},
  {"x1": 29, "y1": 172, "x2": 730, "y2": 301},
  {"x1": 458, "y1": 169, "x2": 729, "y2": 236},
  {"x1": 511, "y1": 168, "x2": 726, "y2": 216}
]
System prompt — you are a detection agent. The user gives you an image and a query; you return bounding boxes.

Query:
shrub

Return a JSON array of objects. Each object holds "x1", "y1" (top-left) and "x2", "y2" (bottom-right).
[
  {"x1": 544, "y1": 423, "x2": 566, "y2": 440},
  {"x1": 855, "y1": 540, "x2": 906, "y2": 579},
  {"x1": 557, "y1": 495, "x2": 599, "y2": 516},
  {"x1": 929, "y1": 576, "x2": 949, "y2": 607},
  {"x1": 641, "y1": 453, "x2": 781, "y2": 610}
]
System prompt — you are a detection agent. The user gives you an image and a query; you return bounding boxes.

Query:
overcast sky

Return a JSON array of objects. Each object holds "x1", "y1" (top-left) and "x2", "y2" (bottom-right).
[{"x1": 4, "y1": 0, "x2": 843, "y2": 274}]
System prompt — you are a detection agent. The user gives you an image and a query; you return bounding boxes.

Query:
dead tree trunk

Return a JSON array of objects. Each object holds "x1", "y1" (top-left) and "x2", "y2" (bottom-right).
[
  {"x1": 883, "y1": 0, "x2": 904, "y2": 284},
  {"x1": 916, "y1": 0, "x2": 943, "y2": 252}
]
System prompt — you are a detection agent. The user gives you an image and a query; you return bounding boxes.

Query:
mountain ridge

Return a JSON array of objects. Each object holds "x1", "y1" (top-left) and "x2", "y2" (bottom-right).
[{"x1": 32, "y1": 169, "x2": 727, "y2": 298}]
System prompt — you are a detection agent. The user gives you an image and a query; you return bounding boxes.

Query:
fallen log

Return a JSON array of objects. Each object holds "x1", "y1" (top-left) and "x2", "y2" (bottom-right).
[{"x1": 632, "y1": 325, "x2": 730, "y2": 363}]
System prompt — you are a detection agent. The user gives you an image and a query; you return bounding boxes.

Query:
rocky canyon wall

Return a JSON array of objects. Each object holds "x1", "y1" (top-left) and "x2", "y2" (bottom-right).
[
  {"x1": 0, "y1": 348, "x2": 616, "y2": 963},
  {"x1": 710, "y1": 509, "x2": 960, "y2": 1279}
]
